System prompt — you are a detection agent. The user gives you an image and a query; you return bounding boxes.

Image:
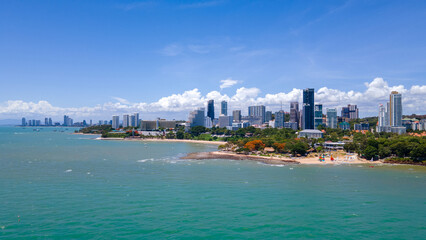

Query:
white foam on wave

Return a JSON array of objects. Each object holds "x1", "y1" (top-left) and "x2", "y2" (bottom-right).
[
  {"x1": 137, "y1": 158, "x2": 154, "y2": 163},
  {"x1": 65, "y1": 169, "x2": 72, "y2": 173}
]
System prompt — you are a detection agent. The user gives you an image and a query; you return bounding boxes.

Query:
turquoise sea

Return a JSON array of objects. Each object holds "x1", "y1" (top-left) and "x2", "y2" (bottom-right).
[{"x1": 0, "y1": 126, "x2": 425, "y2": 239}]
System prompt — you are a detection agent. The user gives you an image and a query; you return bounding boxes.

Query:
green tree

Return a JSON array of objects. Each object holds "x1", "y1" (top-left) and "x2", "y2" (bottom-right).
[{"x1": 363, "y1": 145, "x2": 378, "y2": 160}]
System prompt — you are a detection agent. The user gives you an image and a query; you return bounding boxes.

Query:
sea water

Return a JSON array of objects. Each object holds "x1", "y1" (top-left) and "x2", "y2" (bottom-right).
[{"x1": 0, "y1": 126, "x2": 425, "y2": 239}]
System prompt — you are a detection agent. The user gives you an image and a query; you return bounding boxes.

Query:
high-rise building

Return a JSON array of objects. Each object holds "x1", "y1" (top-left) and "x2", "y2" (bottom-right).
[
  {"x1": 233, "y1": 110, "x2": 241, "y2": 122},
  {"x1": 48, "y1": 118, "x2": 52, "y2": 126},
  {"x1": 326, "y1": 108, "x2": 337, "y2": 129},
  {"x1": 378, "y1": 104, "x2": 386, "y2": 127},
  {"x1": 130, "y1": 115, "x2": 137, "y2": 127},
  {"x1": 123, "y1": 114, "x2": 130, "y2": 128},
  {"x1": 302, "y1": 88, "x2": 314, "y2": 129},
  {"x1": 341, "y1": 104, "x2": 359, "y2": 120},
  {"x1": 135, "y1": 113, "x2": 140, "y2": 127},
  {"x1": 314, "y1": 104, "x2": 323, "y2": 129},
  {"x1": 290, "y1": 102, "x2": 299, "y2": 128},
  {"x1": 45, "y1": 118, "x2": 49, "y2": 126},
  {"x1": 207, "y1": 100, "x2": 215, "y2": 121},
  {"x1": 220, "y1": 101, "x2": 228, "y2": 116},
  {"x1": 275, "y1": 111, "x2": 285, "y2": 128},
  {"x1": 390, "y1": 91, "x2": 402, "y2": 127},
  {"x1": 63, "y1": 115, "x2": 72, "y2": 126},
  {"x1": 265, "y1": 111, "x2": 272, "y2": 122},
  {"x1": 218, "y1": 115, "x2": 232, "y2": 128},
  {"x1": 189, "y1": 108, "x2": 205, "y2": 127},
  {"x1": 248, "y1": 105, "x2": 266, "y2": 123},
  {"x1": 21, "y1": 117, "x2": 26, "y2": 126},
  {"x1": 112, "y1": 115, "x2": 120, "y2": 129}
]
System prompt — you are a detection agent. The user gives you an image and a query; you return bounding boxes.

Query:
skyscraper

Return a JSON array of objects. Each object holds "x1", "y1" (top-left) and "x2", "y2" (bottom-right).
[
  {"x1": 341, "y1": 104, "x2": 359, "y2": 120},
  {"x1": 248, "y1": 105, "x2": 266, "y2": 123},
  {"x1": 21, "y1": 117, "x2": 26, "y2": 126},
  {"x1": 123, "y1": 114, "x2": 130, "y2": 128},
  {"x1": 265, "y1": 111, "x2": 272, "y2": 122},
  {"x1": 189, "y1": 108, "x2": 205, "y2": 127},
  {"x1": 290, "y1": 102, "x2": 299, "y2": 128},
  {"x1": 390, "y1": 91, "x2": 402, "y2": 127},
  {"x1": 233, "y1": 110, "x2": 241, "y2": 122},
  {"x1": 326, "y1": 108, "x2": 337, "y2": 129},
  {"x1": 221, "y1": 101, "x2": 228, "y2": 116},
  {"x1": 275, "y1": 111, "x2": 285, "y2": 128},
  {"x1": 134, "y1": 113, "x2": 140, "y2": 127},
  {"x1": 314, "y1": 104, "x2": 323, "y2": 129},
  {"x1": 302, "y1": 88, "x2": 314, "y2": 129},
  {"x1": 112, "y1": 116, "x2": 120, "y2": 129},
  {"x1": 45, "y1": 118, "x2": 49, "y2": 126},
  {"x1": 378, "y1": 104, "x2": 386, "y2": 127},
  {"x1": 207, "y1": 100, "x2": 215, "y2": 121},
  {"x1": 130, "y1": 115, "x2": 137, "y2": 127}
]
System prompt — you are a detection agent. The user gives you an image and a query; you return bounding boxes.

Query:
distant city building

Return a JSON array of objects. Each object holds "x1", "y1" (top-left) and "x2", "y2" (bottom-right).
[
  {"x1": 130, "y1": 115, "x2": 137, "y2": 127},
  {"x1": 218, "y1": 115, "x2": 232, "y2": 128},
  {"x1": 298, "y1": 129, "x2": 323, "y2": 139},
  {"x1": 314, "y1": 104, "x2": 323, "y2": 129},
  {"x1": 275, "y1": 111, "x2": 285, "y2": 128},
  {"x1": 112, "y1": 115, "x2": 120, "y2": 129},
  {"x1": 22, "y1": 117, "x2": 26, "y2": 126},
  {"x1": 241, "y1": 116, "x2": 263, "y2": 126},
  {"x1": 233, "y1": 110, "x2": 241, "y2": 122},
  {"x1": 188, "y1": 108, "x2": 205, "y2": 127},
  {"x1": 221, "y1": 101, "x2": 228, "y2": 116},
  {"x1": 63, "y1": 115, "x2": 73, "y2": 126},
  {"x1": 207, "y1": 100, "x2": 215, "y2": 121},
  {"x1": 204, "y1": 117, "x2": 213, "y2": 128},
  {"x1": 354, "y1": 123, "x2": 369, "y2": 131},
  {"x1": 140, "y1": 120, "x2": 176, "y2": 130},
  {"x1": 326, "y1": 108, "x2": 337, "y2": 129},
  {"x1": 290, "y1": 102, "x2": 299, "y2": 127},
  {"x1": 339, "y1": 122, "x2": 350, "y2": 130},
  {"x1": 265, "y1": 111, "x2": 272, "y2": 122},
  {"x1": 302, "y1": 88, "x2": 314, "y2": 129},
  {"x1": 123, "y1": 115, "x2": 130, "y2": 128},
  {"x1": 284, "y1": 122, "x2": 298, "y2": 130},
  {"x1": 377, "y1": 92, "x2": 405, "y2": 134},
  {"x1": 341, "y1": 104, "x2": 359, "y2": 120},
  {"x1": 390, "y1": 91, "x2": 402, "y2": 127},
  {"x1": 248, "y1": 105, "x2": 266, "y2": 123},
  {"x1": 134, "y1": 113, "x2": 140, "y2": 127}
]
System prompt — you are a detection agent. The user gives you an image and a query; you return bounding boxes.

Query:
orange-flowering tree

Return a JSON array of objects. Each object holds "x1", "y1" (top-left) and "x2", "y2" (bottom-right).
[
  {"x1": 244, "y1": 140, "x2": 265, "y2": 151},
  {"x1": 273, "y1": 142, "x2": 286, "y2": 153}
]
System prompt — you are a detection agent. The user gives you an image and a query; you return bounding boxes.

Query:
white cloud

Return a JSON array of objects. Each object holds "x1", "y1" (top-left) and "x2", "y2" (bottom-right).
[
  {"x1": 112, "y1": 97, "x2": 130, "y2": 104},
  {"x1": 220, "y1": 78, "x2": 241, "y2": 89},
  {"x1": 161, "y1": 44, "x2": 183, "y2": 56},
  {"x1": 1, "y1": 78, "x2": 425, "y2": 120}
]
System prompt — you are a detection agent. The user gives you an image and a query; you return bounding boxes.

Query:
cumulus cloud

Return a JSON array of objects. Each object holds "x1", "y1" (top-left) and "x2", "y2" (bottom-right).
[
  {"x1": 220, "y1": 78, "x2": 241, "y2": 89},
  {"x1": 1, "y1": 78, "x2": 425, "y2": 120}
]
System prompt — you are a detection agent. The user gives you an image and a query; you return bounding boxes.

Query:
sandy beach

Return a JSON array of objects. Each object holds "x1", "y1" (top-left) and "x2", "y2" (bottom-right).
[{"x1": 182, "y1": 151, "x2": 375, "y2": 165}]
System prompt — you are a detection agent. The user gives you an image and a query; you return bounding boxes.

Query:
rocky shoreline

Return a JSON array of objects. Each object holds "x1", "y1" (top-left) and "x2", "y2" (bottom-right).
[{"x1": 181, "y1": 151, "x2": 300, "y2": 165}]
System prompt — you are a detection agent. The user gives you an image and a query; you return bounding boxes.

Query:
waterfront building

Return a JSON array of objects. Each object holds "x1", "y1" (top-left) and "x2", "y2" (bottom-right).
[
  {"x1": 248, "y1": 105, "x2": 266, "y2": 123},
  {"x1": 130, "y1": 115, "x2": 137, "y2": 127},
  {"x1": 21, "y1": 117, "x2": 26, "y2": 126},
  {"x1": 298, "y1": 129, "x2": 323, "y2": 139},
  {"x1": 140, "y1": 120, "x2": 176, "y2": 130},
  {"x1": 112, "y1": 116, "x2": 120, "y2": 129},
  {"x1": 326, "y1": 108, "x2": 337, "y2": 129},
  {"x1": 188, "y1": 108, "x2": 205, "y2": 127},
  {"x1": 45, "y1": 118, "x2": 49, "y2": 126},
  {"x1": 314, "y1": 104, "x2": 323, "y2": 129},
  {"x1": 133, "y1": 113, "x2": 140, "y2": 127},
  {"x1": 123, "y1": 114, "x2": 130, "y2": 128},
  {"x1": 233, "y1": 110, "x2": 241, "y2": 122},
  {"x1": 302, "y1": 88, "x2": 314, "y2": 129},
  {"x1": 275, "y1": 111, "x2": 285, "y2": 128},
  {"x1": 290, "y1": 102, "x2": 299, "y2": 127},
  {"x1": 220, "y1": 101, "x2": 228, "y2": 116},
  {"x1": 390, "y1": 91, "x2": 402, "y2": 127},
  {"x1": 207, "y1": 100, "x2": 215, "y2": 121},
  {"x1": 218, "y1": 115, "x2": 232, "y2": 128}
]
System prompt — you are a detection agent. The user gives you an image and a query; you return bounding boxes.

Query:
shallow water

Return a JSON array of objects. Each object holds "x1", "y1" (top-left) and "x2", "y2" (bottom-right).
[{"x1": 0, "y1": 126, "x2": 425, "y2": 239}]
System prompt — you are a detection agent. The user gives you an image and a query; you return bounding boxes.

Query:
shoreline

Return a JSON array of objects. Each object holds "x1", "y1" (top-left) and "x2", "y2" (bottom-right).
[
  {"x1": 181, "y1": 151, "x2": 378, "y2": 165},
  {"x1": 95, "y1": 137, "x2": 225, "y2": 145}
]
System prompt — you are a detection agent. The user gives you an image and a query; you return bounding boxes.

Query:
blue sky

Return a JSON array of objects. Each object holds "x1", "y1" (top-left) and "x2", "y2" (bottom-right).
[{"x1": 0, "y1": 0, "x2": 425, "y2": 120}]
